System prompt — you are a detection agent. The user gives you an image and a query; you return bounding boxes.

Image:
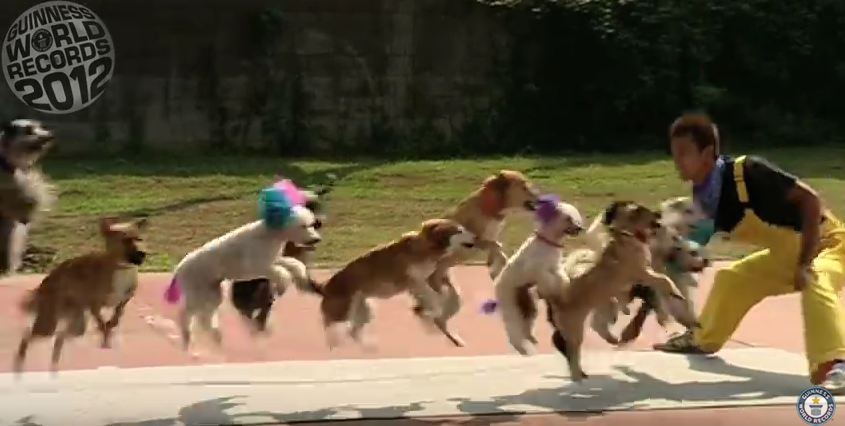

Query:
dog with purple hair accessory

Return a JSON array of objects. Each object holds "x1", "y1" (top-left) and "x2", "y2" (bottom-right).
[{"x1": 482, "y1": 194, "x2": 584, "y2": 355}]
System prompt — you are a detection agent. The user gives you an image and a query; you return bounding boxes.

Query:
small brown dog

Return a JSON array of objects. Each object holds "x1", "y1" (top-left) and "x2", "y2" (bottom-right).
[
  {"x1": 546, "y1": 202, "x2": 694, "y2": 382},
  {"x1": 13, "y1": 217, "x2": 148, "y2": 374},
  {"x1": 320, "y1": 218, "x2": 477, "y2": 349},
  {"x1": 421, "y1": 170, "x2": 540, "y2": 346}
]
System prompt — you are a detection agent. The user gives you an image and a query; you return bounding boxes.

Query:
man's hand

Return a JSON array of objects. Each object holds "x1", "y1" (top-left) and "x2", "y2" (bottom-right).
[{"x1": 794, "y1": 264, "x2": 816, "y2": 291}]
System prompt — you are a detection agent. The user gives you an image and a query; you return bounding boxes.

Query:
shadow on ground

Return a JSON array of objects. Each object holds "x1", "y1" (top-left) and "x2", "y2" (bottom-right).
[{"x1": 19, "y1": 354, "x2": 805, "y2": 426}]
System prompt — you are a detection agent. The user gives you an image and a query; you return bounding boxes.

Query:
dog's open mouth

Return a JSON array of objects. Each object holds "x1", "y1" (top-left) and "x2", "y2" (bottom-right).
[
  {"x1": 294, "y1": 243, "x2": 318, "y2": 251},
  {"x1": 461, "y1": 242, "x2": 476, "y2": 248}
]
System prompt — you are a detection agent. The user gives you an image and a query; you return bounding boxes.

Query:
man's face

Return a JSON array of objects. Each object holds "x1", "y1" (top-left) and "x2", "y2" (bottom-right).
[{"x1": 670, "y1": 135, "x2": 713, "y2": 183}]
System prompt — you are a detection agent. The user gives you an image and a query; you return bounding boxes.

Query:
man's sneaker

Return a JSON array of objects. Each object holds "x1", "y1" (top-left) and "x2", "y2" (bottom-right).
[
  {"x1": 818, "y1": 360, "x2": 845, "y2": 395},
  {"x1": 652, "y1": 330, "x2": 713, "y2": 354}
]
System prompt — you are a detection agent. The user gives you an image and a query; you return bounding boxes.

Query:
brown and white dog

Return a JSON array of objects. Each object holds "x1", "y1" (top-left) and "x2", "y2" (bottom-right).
[
  {"x1": 420, "y1": 170, "x2": 540, "y2": 347},
  {"x1": 13, "y1": 217, "x2": 148, "y2": 374},
  {"x1": 487, "y1": 196, "x2": 585, "y2": 355},
  {"x1": 0, "y1": 119, "x2": 56, "y2": 277},
  {"x1": 319, "y1": 218, "x2": 478, "y2": 349},
  {"x1": 545, "y1": 201, "x2": 695, "y2": 382}
]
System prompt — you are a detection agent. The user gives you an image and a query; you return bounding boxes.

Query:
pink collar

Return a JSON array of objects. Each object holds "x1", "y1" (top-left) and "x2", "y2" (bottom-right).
[{"x1": 535, "y1": 232, "x2": 564, "y2": 248}]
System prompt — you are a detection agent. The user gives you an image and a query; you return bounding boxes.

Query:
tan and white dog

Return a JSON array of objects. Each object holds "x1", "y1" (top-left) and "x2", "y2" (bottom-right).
[
  {"x1": 421, "y1": 170, "x2": 540, "y2": 347},
  {"x1": 164, "y1": 204, "x2": 321, "y2": 350},
  {"x1": 582, "y1": 197, "x2": 708, "y2": 344},
  {"x1": 0, "y1": 119, "x2": 56, "y2": 276},
  {"x1": 319, "y1": 218, "x2": 477, "y2": 349},
  {"x1": 486, "y1": 195, "x2": 585, "y2": 355},
  {"x1": 546, "y1": 201, "x2": 696, "y2": 381},
  {"x1": 14, "y1": 217, "x2": 148, "y2": 374}
]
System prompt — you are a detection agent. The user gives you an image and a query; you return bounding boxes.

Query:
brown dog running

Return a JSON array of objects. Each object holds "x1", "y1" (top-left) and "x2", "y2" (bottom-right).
[
  {"x1": 319, "y1": 218, "x2": 478, "y2": 349},
  {"x1": 13, "y1": 217, "x2": 149, "y2": 374},
  {"x1": 420, "y1": 170, "x2": 540, "y2": 347},
  {"x1": 546, "y1": 202, "x2": 695, "y2": 382}
]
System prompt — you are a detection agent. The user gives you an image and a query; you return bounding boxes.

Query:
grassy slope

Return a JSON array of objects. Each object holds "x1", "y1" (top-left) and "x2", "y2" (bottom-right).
[{"x1": 24, "y1": 147, "x2": 845, "y2": 272}]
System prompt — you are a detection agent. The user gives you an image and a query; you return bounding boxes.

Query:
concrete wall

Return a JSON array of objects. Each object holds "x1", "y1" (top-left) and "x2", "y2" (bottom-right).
[{"x1": 0, "y1": 0, "x2": 509, "y2": 155}]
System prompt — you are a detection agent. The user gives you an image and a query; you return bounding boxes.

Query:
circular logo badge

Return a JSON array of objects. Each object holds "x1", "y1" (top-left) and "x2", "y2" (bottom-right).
[
  {"x1": 797, "y1": 386, "x2": 836, "y2": 424},
  {"x1": 2, "y1": 1, "x2": 116, "y2": 114}
]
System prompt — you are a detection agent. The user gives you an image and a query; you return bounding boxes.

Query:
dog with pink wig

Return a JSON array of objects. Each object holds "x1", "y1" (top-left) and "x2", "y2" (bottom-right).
[
  {"x1": 163, "y1": 179, "x2": 322, "y2": 350},
  {"x1": 483, "y1": 194, "x2": 584, "y2": 355}
]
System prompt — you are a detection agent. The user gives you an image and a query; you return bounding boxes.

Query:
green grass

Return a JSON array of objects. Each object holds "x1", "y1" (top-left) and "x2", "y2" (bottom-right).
[{"x1": 23, "y1": 147, "x2": 845, "y2": 272}]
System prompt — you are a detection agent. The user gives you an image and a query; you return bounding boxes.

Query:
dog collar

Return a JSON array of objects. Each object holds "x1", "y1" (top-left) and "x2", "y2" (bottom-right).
[{"x1": 534, "y1": 232, "x2": 564, "y2": 248}]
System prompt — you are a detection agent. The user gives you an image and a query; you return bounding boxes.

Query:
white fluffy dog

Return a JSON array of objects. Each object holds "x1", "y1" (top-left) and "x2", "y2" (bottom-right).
[
  {"x1": 486, "y1": 195, "x2": 584, "y2": 355},
  {"x1": 164, "y1": 187, "x2": 322, "y2": 350}
]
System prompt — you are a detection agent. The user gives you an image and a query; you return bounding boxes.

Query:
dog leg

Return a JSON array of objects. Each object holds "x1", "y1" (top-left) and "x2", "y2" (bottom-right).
[
  {"x1": 641, "y1": 268, "x2": 686, "y2": 301},
  {"x1": 589, "y1": 303, "x2": 620, "y2": 345},
  {"x1": 409, "y1": 277, "x2": 444, "y2": 321},
  {"x1": 619, "y1": 303, "x2": 651, "y2": 344},
  {"x1": 433, "y1": 273, "x2": 466, "y2": 347},
  {"x1": 642, "y1": 270, "x2": 699, "y2": 329},
  {"x1": 178, "y1": 307, "x2": 193, "y2": 351},
  {"x1": 481, "y1": 240, "x2": 507, "y2": 281},
  {"x1": 0, "y1": 219, "x2": 27, "y2": 276},
  {"x1": 516, "y1": 286, "x2": 538, "y2": 345},
  {"x1": 89, "y1": 307, "x2": 111, "y2": 348},
  {"x1": 349, "y1": 294, "x2": 377, "y2": 351},
  {"x1": 560, "y1": 314, "x2": 589, "y2": 382},
  {"x1": 13, "y1": 328, "x2": 33, "y2": 375}
]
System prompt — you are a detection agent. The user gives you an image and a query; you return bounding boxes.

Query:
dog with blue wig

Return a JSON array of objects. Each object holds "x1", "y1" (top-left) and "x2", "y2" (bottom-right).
[
  {"x1": 163, "y1": 179, "x2": 322, "y2": 350},
  {"x1": 483, "y1": 194, "x2": 585, "y2": 356}
]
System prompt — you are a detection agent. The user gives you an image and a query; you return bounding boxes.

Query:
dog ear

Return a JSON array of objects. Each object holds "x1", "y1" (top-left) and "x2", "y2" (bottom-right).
[
  {"x1": 602, "y1": 201, "x2": 625, "y2": 225},
  {"x1": 99, "y1": 217, "x2": 119, "y2": 235},
  {"x1": 483, "y1": 171, "x2": 510, "y2": 195},
  {"x1": 134, "y1": 217, "x2": 149, "y2": 231},
  {"x1": 421, "y1": 220, "x2": 455, "y2": 251}
]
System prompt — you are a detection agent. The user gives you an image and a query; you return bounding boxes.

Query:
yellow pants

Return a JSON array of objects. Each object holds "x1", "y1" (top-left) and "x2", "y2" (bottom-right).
[{"x1": 695, "y1": 240, "x2": 845, "y2": 375}]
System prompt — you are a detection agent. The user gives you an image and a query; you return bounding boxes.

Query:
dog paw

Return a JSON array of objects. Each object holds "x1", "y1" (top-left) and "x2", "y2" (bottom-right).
[{"x1": 447, "y1": 333, "x2": 466, "y2": 347}]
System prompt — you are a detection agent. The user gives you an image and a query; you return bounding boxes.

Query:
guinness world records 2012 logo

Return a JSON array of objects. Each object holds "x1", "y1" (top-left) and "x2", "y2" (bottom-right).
[
  {"x1": 2, "y1": 1, "x2": 115, "y2": 114},
  {"x1": 797, "y1": 386, "x2": 836, "y2": 424}
]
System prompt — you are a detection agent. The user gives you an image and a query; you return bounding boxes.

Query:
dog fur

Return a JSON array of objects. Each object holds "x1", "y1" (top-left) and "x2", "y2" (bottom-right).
[
  {"x1": 229, "y1": 187, "x2": 329, "y2": 332},
  {"x1": 616, "y1": 197, "x2": 709, "y2": 343},
  {"x1": 166, "y1": 204, "x2": 321, "y2": 350},
  {"x1": 546, "y1": 202, "x2": 694, "y2": 382},
  {"x1": 13, "y1": 217, "x2": 148, "y2": 373},
  {"x1": 419, "y1": 170, "x2": 540, "y2": 347},
  {"x1": 584, "y1": 197, "x2": 708, "y2": 344},
  {"x1": 0, "y1": 119, "x2": 56, "y2": 276},
  {"x1": 319, "y1": 218, "x2": 478, "y2": 349},
  {"x1": 491, "y1": 200, "x2": 584, "y2": 355}
]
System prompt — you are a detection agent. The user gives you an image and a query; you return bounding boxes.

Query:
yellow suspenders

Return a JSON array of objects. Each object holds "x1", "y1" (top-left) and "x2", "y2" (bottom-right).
[{"x1": 733, "y1": 155, "x2": 749, "y2": 204}]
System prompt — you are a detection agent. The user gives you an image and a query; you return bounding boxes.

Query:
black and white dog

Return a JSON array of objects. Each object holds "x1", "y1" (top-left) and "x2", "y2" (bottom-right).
[{"x1": 0, "y1": 119, "x2": 56, "y2": 276}]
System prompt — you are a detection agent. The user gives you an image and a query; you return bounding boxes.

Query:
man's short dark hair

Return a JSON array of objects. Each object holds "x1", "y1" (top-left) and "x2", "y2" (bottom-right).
[{"x1": 669, "y1": 112, "x2": 720, "y2": 157}]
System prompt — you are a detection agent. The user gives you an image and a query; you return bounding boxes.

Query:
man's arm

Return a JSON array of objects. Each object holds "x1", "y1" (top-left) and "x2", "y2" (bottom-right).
[{"x1": 786, "y1": 181, "x2": 822, "y2": 268}]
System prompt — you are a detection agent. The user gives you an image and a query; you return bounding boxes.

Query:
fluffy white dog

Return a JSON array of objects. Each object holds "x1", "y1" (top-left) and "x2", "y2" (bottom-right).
[
  {"x1": 485, "y1": 195, "x2": 584, "y2": 355},
  {"x1": 164, "y1": 184, "x2": 322, "y2": 350}
]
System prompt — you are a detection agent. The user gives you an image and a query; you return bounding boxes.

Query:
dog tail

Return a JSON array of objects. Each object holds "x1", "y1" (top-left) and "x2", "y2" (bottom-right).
[{"x1": 164, "y1": 277, "x2": 182, "y2": 304}]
